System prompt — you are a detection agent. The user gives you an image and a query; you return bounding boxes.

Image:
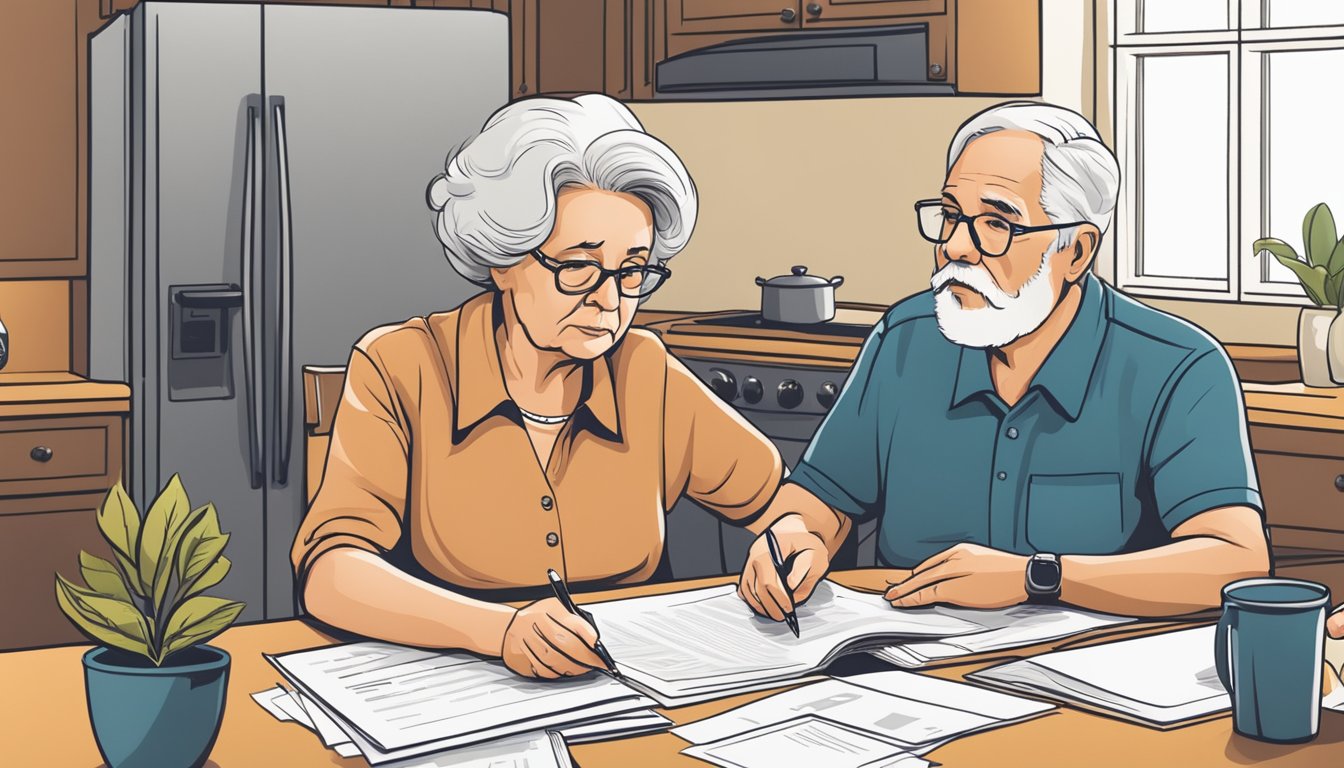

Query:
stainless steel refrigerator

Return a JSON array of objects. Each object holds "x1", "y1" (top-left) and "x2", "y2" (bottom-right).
[{"x1": 88, "y1": 2, "x2": 507, "y2": 622}]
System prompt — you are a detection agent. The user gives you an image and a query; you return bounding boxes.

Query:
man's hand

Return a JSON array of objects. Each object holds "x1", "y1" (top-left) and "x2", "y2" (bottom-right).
[
  {"x1": 1330, "y1": 605, "x2": 1344, "y2": 639},
  {"x1": 500, "y1": 598, "x2": 608, "y2": 679},
  {"x1": 885, "y1": 543, "x2": 1029, "y2": 609},
  {"x1": 738, "y1": 513, "x2": 831, "y2": 622}
]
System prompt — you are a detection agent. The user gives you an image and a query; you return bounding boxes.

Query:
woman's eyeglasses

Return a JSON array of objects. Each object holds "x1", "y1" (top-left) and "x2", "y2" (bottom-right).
[
  {"x1": 531, "y1": 249, "x2": 671, "y2": 298},
  {"x1": 914, "y1": 199, "x2": 1087, "y2": 258}
]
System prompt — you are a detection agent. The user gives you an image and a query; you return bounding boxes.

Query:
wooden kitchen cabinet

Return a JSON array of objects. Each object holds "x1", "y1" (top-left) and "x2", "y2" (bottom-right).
[
  {"x1": 1249, "y1": 423, "x2": 1344, "y2": 555},
  {"x1": 805, "y1": 0, "x2": 946, "y2": 23},
  {"x1": 0, "y1": 376, "x2": 130, "y2": 650},
  {"x1": 510, "y1": 0, "x2": 646, "y2": 100},
  {"x1": 670, "y1": 0, "x2": 802, "y2": 35}
]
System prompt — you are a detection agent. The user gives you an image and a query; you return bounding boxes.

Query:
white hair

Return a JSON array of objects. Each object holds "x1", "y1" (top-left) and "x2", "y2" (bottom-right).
[
  {"x1": 946, "y1": 101, "x2": 1119, "y2": 253},
  {"x1": 427, "y1": 94, "x2": 697, "y2": 287}
]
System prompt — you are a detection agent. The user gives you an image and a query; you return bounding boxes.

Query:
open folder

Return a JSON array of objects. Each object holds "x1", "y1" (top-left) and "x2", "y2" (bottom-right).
[{"x1": 583, "y1": 580, "x2": 986, "y2": 706}]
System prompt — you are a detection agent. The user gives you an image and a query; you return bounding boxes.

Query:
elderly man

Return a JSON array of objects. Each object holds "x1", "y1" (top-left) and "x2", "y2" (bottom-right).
[{"x1": 739, "y1": 101, "x2": 1270, "y2": 620}]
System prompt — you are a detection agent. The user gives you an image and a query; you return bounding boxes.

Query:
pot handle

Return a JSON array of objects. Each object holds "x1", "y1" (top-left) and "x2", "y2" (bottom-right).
[
  {"x1": 755, "y1": 277, "x2": 768, "y2": 286},
  {"x1": 829, "y1": 275, "x2": 845, "y2": 287}
]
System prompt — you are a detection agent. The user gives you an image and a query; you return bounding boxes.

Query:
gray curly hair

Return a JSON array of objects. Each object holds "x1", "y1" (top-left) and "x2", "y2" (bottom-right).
[{"x1": 427, "y1": 94, "x2": 698, "y2": 287}]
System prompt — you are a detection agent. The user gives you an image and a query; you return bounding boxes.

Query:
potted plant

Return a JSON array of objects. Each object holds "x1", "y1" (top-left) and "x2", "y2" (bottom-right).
[
  {"x1": 1254, "y1": 202, "x2": 1344, "y2": 387},
  {"x1": 55, "y1": 474, "x2": 245, "y2": 768}
]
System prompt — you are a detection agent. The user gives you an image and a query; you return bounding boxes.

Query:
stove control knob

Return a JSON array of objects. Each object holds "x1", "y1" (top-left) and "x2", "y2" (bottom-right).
[
  {"x1": 777, "y1": 379, "x2": 804, "y2": 409},
  {"x1": 742, "y1": 376, "x2": 764, "y2": 404},
  {"x1": 708, "y1": 368, "x2": 737, "y2": 402},
  {"x1": 817, "y1": 381, "x2": 839, "y2": 410}
]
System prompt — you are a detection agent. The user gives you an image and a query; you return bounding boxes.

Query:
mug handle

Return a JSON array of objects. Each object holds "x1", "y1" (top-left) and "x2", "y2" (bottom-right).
[{"x1": 1215, "y1": 604, "x2": 1238, "y2": 693}]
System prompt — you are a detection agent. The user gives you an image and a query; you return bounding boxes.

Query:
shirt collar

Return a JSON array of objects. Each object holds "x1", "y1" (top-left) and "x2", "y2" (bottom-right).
[
  {"x1": 451, "y1": 292, "x2": 622, "y2": 442},
  {"x1": 949, "y1": 272, "x2": 1108, "y2": 421}
]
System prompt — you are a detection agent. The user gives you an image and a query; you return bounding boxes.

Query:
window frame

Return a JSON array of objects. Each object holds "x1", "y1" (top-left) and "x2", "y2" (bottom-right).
[{"x1": 1112, "y1": 0, "x2": 1344, "y2": 305}]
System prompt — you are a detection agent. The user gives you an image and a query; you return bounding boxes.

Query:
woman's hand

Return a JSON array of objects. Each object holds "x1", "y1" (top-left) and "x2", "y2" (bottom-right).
[
  {"x1": 1329, "y1": 605, "x2": 1344, "y2": 639},
  {"x1": 501, "y1": 598, "x2": 609, "y2": 679}
]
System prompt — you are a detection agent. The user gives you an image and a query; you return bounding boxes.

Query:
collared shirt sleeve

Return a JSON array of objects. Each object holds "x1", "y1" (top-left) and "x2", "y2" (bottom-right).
[
  {"x1": 788, "y1": 326, "x2": 886, "y2": 521},
  {"x1": 290, "y1": 344, "x2": 410, "y2": 595},
  {"x1": 663, "y1": 354, "x2": 783, "y2": 523},
  {"x1": 1147, "y1": 348, "x2": 1264, "y2": 531}
]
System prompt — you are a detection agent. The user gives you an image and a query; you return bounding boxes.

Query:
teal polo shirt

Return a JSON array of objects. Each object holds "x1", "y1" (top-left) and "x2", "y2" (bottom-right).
[{"x1": 789, "y1": 273, "x2": 1264, "y2": 568}]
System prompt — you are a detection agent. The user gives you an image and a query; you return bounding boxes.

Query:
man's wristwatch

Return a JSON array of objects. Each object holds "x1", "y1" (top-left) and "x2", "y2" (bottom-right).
[{"x1": 1024, "y1": 553, "x2": 1062, "y2": 604}]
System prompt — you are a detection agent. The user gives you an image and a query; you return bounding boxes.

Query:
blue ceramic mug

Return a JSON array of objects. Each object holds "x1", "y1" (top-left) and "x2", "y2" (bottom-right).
[{"x1": 1215, "y1": 577, "x2": 1331, "y2": 743}]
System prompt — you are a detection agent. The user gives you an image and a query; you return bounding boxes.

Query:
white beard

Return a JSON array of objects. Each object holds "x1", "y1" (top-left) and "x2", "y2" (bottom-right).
[{"x1": 931, "y1": 251, "x2": 1058, "y2": 349}]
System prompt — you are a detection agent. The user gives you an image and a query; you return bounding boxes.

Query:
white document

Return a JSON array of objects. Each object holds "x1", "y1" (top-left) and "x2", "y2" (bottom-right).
[
  {"x1": 378, "y1": 731, "x2": 573, "y2": 768},
  {"x1": 251, "y1": 686, "x2": 300, "y2": 724},
  {"x1": 968, "y1": 625, "x2": 1229, "y2": 725},
  {"x1": 682, "y1": 716, "x2": 931, "y2": 768},
  {"x1": 585, "y1": 581, "x2": 981, "y2": 705},
  {"x1": 557, "y1": 710, "x2": 672, "y2": 743},
  {"x1": 674, "y1": 672, "x2": 1052, "y2": 752},
  {"x1": 871, "y1": 603, "x2": 1135, "y2": 668},
  {"x1": 264, "y1": 642, "x2": 651, "y2": 753}
]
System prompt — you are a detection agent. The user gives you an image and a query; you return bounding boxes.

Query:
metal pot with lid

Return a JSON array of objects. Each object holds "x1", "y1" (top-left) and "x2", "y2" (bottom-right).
[{"x1": 755, "y1": 265, "x2": 845, "y2": 324}]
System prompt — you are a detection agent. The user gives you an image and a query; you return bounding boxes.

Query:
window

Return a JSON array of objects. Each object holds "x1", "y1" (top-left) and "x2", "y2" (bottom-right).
[{"x1": 1113, "y1": 0, "x2": 1344, "y2": 302}]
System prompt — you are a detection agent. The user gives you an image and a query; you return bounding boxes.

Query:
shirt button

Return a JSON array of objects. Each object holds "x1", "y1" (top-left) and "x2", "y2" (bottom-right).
[
  {"x1": 546, "y1": 532, "x2": 559, "y2": 547},
  {"x1": 541, "y1": 495, "x2": 553, "y2": 510},
  {"x1": 997, "y1": 471, "x2": 1008, "y2": 481},
  {"x1": 1006, "y1": 427, "x2": 1019, "y2": 439}
]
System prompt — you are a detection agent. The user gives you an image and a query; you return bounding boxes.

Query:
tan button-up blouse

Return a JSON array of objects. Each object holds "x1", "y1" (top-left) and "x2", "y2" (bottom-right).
[{"x1": 292, "y1": 292, "x2": 783, "y2": 597}]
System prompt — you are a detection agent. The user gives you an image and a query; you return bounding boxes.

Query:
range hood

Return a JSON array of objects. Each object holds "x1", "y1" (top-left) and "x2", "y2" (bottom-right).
[{"x1": 654, "y1": 24, "x2": 954, "y2": 100}]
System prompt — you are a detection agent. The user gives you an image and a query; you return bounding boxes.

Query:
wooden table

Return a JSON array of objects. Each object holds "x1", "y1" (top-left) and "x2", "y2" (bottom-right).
[{"x1": 3, "y1": 569, "x2": 1342, "y2": 767}]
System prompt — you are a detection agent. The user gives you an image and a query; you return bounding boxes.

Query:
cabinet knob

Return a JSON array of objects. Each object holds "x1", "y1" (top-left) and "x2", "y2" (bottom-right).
[
  {"x1": 30, "y1": 446, "x2": 53, "y2": 463},
  {"x1": 518, "y1": 83, "x2": 529, "y2": 94},
  {"x1": 806, "y1": 2, "x2": 822, "y2": 16},
  {"x1": 929, "y1": 63, "x2": 945, "y2": 77},
  {"x1": 780, "y1": 7, "x2": 797, "y2": 23},
  {"x1": 1336, "y1": 474, "x2": 1344, "y2": 492}
]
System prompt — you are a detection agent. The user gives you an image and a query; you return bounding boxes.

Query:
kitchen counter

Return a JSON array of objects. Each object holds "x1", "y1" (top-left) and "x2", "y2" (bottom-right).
[{"x1": 0, "y1": 372, "x2": 131, "y2": 419}]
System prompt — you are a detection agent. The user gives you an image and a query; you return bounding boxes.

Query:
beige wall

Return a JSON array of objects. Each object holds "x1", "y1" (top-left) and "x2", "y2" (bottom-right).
[{"x1": 637, "y1": 0, "x2": 1301, "y2": 347}]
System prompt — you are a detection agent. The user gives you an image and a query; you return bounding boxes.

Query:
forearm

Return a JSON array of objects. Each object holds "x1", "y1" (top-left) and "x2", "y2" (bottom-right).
[
  {"x1": 1060, "y1": 536, "x2": 1269, "y2": 617},
  {"x1": 747, "y1": 482, "x2": 852, "y2": 556},
  {"x1": 302, "y1": 548, "x2": 515, "y2": 656}
]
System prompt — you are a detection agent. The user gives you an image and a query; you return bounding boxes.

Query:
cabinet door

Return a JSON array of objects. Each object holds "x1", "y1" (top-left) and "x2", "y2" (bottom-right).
[
  {"x1": 670, "y1": 0, "x2": 802, "y2": 35},
  {"x1": 0, "y1": 1, "x2": 79, "y2": 277},
  {"x1": 0, "y1": 492, "x2": 115, "y2": 650},
  {"x1": 805, "y1": 0, "x2": 944, "y2": 23},
  {"x1": 513, "y1": 0, "x2": 637, "y2": 99}
]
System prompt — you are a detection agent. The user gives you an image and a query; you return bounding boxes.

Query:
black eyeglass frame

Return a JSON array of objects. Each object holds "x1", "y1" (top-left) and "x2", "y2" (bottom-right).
[
  {"x1": 530, "y1": 249, "x2": 672, "y2": 299},
  {"x1": 913, "y1": 199, "x2": 1090, "y2": 258}
]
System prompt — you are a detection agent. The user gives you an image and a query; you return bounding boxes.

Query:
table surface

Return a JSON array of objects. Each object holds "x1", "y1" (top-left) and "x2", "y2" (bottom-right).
[{"x1": 2, "y1": 569, "x2": 1342, "y2": 767}]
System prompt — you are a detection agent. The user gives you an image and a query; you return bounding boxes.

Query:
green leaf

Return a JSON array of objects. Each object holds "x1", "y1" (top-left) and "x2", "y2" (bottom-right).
[
  {"x1": 1253, "y1": 237, "x2": 1300, "y2": 263},
  {"x1": 160, "y1": 596, "x2": 244, "y2": 661},
  {"x1": 1328, "y1": 237, "x2": 1344, "y2": 279},
  {"x1": 55, "y1": 575, "x2": 151, "y2": 659},
  {"x1": 96, "y1": 482, "x2": 141, "y2": 567},
  {"x1": 175, "y1": 504, "x2": 223, "y2": 586},
  {"x1": 79, "y1": 552, "x2": 133, "y2": 604},
  {"x1": 1304, "y1": 203, "x2": 1337, "y2": 268},
  {"x1": 1269, "y1": 252, "x2": 1329, "y2": 305},
  {"x1": 1327, "y1": 268, "x2": 1344, "y2": 308},
  {"x1": 137, "y1": 474, "x2": 203, "y2": 616},
  {"x1": 180, "y1": 555, "x2": 231, "y2": 602}
]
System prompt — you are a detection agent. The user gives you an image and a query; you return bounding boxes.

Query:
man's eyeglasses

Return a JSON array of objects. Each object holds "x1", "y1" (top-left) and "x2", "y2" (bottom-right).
[
  {"x1": 531, "y1": 249, "x2": 671, "y2": 298},
  {"x1": 914, "y1": 199, "x2": 1088, "y2": 258}
]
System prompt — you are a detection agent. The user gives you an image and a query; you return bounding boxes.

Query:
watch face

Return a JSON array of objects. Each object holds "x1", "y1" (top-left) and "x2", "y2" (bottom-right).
[{"x1": 1028, "y1": 557, "x2": 1062, "y2": 593}]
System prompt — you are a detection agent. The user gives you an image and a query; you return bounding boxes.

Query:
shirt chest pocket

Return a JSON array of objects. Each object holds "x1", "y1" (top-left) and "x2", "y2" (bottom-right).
[{"x1": 1026, "y1": 472, "x2": 1127, "y2": 555}]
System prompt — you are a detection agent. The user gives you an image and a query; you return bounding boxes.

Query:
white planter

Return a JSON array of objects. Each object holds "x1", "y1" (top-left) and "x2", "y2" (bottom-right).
[{"x1": 1299, "y1": 307, "x2": 1339, "y2": 387}]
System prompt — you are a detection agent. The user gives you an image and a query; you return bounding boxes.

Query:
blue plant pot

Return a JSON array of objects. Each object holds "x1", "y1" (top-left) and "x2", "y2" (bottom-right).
[{"x1": 82, "y1": 645, "x2": 230, "y2": 768}]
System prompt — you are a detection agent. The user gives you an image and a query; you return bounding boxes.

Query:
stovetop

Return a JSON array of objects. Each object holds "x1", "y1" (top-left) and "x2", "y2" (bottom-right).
[{"x1": 691, "y1": 312, "x2": 872, "y2": 339}]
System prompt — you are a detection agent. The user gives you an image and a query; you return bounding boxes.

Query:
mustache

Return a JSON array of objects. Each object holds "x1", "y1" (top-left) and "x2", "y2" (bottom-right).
[{"x1": 930, "y1": 263, "x2": 1010, "y2": 310}]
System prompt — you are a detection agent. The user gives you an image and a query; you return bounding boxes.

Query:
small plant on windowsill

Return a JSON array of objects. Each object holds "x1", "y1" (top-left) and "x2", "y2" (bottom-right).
[
  {"x1": 55, "y1": 474, "x2": 244, "y2": 768},
  {"x1": 1253, "y1": 202, "x2": 1344, "y2": 387}
]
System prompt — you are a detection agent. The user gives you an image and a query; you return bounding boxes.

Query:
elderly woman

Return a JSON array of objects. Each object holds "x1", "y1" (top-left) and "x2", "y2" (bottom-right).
[{"x1": 292, "y1": 94, "x2": 815, "y2": 680}]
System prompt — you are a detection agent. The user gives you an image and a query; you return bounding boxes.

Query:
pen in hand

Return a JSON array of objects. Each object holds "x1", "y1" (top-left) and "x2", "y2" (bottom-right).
[
  {"x1": 765, "y1": 528, "x2": 801, "y2": 638},
  {"x1": 545, "y1": 569, "x2": 624, "y2": 679}
]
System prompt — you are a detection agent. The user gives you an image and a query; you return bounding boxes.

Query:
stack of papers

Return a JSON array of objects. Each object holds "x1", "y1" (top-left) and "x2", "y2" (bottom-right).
[
  {"x1": 682, "y1": 717, "x2": 933, "y2": 768},
  {"x1": 967, "y1": 625, "x2": 1229, "y2": 726},
  {"x1": 871, "y1": 603, "x2": 1136, "y2": 668},
  {"x1": 260, "y1": 641, "x2": 668, "y2": 763},
  {"x1": 674, "y1": 669, "x2": 1055, "y2": 757},
  {"x1": 585, "y1": 581, "x2": 984, "y2": 706}
]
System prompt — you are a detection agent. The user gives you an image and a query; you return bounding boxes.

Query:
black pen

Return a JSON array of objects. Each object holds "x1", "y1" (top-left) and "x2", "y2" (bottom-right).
[
  {"x1": 545, "y1": 568, "x2": 624, "y2": 679},
  {"x1": 765, "y1": 528, "x2": 801, "y2": 637}
]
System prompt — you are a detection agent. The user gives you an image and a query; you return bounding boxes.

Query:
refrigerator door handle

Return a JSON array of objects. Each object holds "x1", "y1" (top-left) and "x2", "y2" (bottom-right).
[
  {"x1": 273, "y1": 100, "x2": 295, "y2": 486},
  {"x1": 242, "y1": 103, "x2": 264, "y2": 489}
]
